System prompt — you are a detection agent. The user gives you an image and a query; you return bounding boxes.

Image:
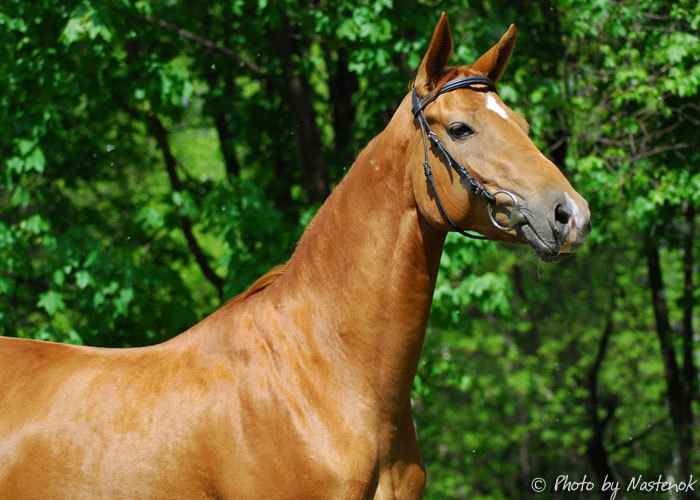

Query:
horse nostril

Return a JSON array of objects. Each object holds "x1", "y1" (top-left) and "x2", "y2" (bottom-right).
[{"x1": 554, "y1": 204, "x2": 571, "y2": 226}]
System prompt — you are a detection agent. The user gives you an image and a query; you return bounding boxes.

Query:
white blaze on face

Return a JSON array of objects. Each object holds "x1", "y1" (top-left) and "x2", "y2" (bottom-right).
[
  {"x1": 564, "y1": 192, "x2": 586, "y2": 229},
  {"x1": 486, "y1": 94, "x2": 508, "y2": 119}
]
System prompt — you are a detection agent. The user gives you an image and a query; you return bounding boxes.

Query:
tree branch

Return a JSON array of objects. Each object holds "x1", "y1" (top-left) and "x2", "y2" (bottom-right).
[
  {"x1": 145, "y1": 113, "x2": 225, "y2": 300},
  {"x1": 140, "y1": 15, "x2": 266, "y2": 78},
  {"x1": 610, "y1": 416, "x2": 668, "y2": 452},
  {"x1": 138, "y1": 14, "x2": 275, "y2": 95},
  {"x1": 119, "y1": 101, "x2": 225, "y2": 300}
]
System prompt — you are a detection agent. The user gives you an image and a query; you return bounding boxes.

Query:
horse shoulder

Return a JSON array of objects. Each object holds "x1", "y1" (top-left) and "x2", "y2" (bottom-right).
[{"x1": 200, "y1": 300, "x2": 385, "y2": 497}]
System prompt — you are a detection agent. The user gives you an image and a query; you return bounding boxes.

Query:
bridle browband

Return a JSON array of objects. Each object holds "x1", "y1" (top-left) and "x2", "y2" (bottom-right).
[{"x1": 411, "y1": 75, "x2": 523, "y2": 239}]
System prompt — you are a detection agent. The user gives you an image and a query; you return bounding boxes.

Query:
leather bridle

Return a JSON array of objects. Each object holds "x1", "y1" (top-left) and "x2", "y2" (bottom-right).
[{"x1": 411, "y1": 76, "x2": 524, "y2": 239}]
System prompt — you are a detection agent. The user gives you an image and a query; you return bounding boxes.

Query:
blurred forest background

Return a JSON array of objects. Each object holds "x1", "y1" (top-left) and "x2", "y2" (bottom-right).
[{"x1": 1, "y1": 0, "x2": 699, "y2": 498}]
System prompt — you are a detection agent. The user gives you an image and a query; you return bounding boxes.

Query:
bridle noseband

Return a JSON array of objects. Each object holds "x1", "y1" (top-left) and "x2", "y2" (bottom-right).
[{"x1": 411, "y1": 76, "x2": 523, "y2": 239}]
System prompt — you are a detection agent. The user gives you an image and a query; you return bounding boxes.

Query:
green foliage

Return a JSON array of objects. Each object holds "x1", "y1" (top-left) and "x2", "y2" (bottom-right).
[{"x1": 1, "y1": 0, "x2": 698, "y2": 497}]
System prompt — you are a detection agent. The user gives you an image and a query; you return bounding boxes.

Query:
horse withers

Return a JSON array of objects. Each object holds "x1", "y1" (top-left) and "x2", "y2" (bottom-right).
[{"x1": 0, "y1": 13, "x2": 589, "y2": 499}]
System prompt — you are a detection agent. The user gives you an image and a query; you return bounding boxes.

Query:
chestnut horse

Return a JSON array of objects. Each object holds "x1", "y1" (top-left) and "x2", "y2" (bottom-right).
[{"x1": 0, "y1": 14, "x2": 589, "y2": 499}]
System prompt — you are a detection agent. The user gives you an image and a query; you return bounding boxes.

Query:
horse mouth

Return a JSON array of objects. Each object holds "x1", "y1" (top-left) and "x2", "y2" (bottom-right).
[{"x1": 515, "y1": 220, "x2": 570, "y2": 263}]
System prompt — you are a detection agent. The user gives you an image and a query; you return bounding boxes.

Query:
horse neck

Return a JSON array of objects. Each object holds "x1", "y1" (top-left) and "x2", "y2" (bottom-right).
[{"x1": 270, "y1": 96, "x2": 446, "y2": 417}]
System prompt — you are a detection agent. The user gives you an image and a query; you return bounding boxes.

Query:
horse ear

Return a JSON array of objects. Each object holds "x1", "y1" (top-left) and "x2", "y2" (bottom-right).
[
  {"x1": 415, "y1": 12, "x2": 453, "y2": 94},
  {"x1": 472, "y1": 24, "x2": 517, "y2": 83}
]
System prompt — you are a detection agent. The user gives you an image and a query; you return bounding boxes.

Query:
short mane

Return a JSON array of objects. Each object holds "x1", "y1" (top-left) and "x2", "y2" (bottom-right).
[{"x1": 226, "y1": 263, "x2": 287, "y2": 307}]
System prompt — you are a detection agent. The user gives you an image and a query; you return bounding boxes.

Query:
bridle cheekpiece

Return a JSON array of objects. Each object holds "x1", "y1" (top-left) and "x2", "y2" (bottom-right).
[{"x1": 411, "y1": 76, "x2": 523, "y2": 239}]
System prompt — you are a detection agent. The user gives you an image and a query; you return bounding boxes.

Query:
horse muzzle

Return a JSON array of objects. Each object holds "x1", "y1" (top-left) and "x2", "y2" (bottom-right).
[{"x1": 514, "y1": 191, "x2": 591, "y2": 262}]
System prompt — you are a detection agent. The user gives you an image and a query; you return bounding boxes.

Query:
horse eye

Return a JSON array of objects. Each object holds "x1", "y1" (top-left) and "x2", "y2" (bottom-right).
[{"x1": 448, "y1": 123, "x2": 475, "y2": 140}]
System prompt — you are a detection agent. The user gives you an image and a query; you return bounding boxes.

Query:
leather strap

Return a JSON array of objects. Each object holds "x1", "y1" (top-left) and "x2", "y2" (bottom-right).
[{"x1": 411, "y1": 76, "x2": 499, "y2": 239}]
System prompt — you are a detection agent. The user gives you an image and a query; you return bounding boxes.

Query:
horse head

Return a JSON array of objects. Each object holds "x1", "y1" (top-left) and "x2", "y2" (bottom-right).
[{"x1": 409, "y1": 13, "x2": 590, "y2": 261}]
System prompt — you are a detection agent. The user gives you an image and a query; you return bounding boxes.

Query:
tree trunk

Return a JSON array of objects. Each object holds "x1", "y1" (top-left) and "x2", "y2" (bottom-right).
[
  {"x1": 212, "y1": 111, "x2": 240, "y2": 181},
  {"x1": 647, "y1": 241, "x2": 696, "y2": 498},
  {"x1": 538, "y1": 0, "x2": 570, "y2": 173},
  {"x1": 325, "y1": 46, "x2": 358, "y2": 170},
  {"x1": 203, "y1": 72, "x2": 240, "y2": 182},
  {"x1": 682, "y1": 203, "x2": 696, "y2": 404},
  {"x1": 586, "y1": 309, "x2": 621, "y2": 496},
  {"x1": 275, "y1": 15, "x2": 329, "y2": 203}
]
